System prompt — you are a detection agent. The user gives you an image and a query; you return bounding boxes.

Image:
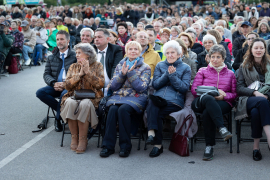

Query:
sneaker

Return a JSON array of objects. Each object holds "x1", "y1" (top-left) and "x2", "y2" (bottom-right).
[
  {"x1": 1, "y1": 69, "x2": 9, "y2": 77},
  {"x1": 219, "y1": 127, "x2": 233, "y2": 141},
  {"x1": 24, "y1": 59, "x2": 31, "y2": 66},
  {"x1": 203, "y1": 146, "x2": 214, "y2": 161},
  {"x1": 19, "y1": 60, "x2": 23, "y2": 65}
]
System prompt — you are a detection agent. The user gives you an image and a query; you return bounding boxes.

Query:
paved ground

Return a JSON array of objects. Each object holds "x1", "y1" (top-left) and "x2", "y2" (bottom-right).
[{"x1": 0, "y1": 64, "x2": 270, "y2": 180}]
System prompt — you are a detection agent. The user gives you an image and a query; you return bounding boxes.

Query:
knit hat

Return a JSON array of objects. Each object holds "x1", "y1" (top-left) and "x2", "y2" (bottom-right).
[{"x1": 159, "y1": 28, "x2": 171, "y2": 35}]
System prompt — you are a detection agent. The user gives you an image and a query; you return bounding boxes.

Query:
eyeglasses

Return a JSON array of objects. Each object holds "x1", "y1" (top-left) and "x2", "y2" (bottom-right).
[
  {"x1": 154, "y1": 26, "x2": 161, "y2": 28},
  {"x1": 138, "y1": 36, "x2": 148, "y2": 39}
]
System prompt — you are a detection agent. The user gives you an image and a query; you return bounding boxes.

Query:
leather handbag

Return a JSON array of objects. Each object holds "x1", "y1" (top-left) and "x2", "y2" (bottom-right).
[
  {"x1": 74, "y1": 89, "x2": 95, "y2": 100},
  {"x1": 247, "y1": 81, "x2": 264, "y2": 91},
  {"x1": 169, "y1": 114, "x2": 193, "y2": 157},
  {"x1": 195, "y1": 86, "x2": 220, "y2": 108}
]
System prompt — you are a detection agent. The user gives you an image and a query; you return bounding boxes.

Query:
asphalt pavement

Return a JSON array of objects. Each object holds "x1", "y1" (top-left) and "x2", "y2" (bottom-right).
[{"x1": 0, "y1": 64, "x2": 270, "y2": 180}]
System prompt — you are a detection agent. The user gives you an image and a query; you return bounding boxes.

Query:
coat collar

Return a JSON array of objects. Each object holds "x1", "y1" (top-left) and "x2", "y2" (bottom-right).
[
  {"x1": 165, "y1": 57, "x2": 183, "y2": 67},
  {"x1": 119, "y1": 56, "x2": 144, "y2": 68},
  {"x1": 207, "y1": 64, "x2": 228, "y2": 74}
]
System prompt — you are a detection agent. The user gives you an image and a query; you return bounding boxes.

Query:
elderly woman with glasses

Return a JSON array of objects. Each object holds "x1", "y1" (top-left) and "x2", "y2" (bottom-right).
[
  {"x1": 191, "y1": 44, "x2": 237, "y2": 161},
  {"x1": 100, "y1": 41, "x2": 151, "y2": 158},
  {"x1": 145, "y1": 40, "x2": 191, "y2": 157},
  {"x1": 60, "y1": 43, "x2": 105, "y2": 154}
]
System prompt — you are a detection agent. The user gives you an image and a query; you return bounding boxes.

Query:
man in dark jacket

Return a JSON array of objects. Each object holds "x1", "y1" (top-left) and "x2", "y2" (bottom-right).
[
  {"x1": 65, "y1": 17, "x2": 76, "y2": 48},
  {"x1": 75, "y1": 19, "x2": 91, "y2": 44},
  {"x1": 60, "y1": 6, "x2": 73, "y2": 19},
  {"x1": 123, "y1": 6, "x2": 135, "y2": 25},
  {"x1": 232, "y1": 21, "x2": 252, "y2": 57},
  {"x1": 37, "y1": 6, "x2": 46, "y2": 19},
  {"x1": 12, "y1": 7, "x2": 23, "y2": 19},
  {"x1": 259, "y1": 2, "x2": 270, "y2": 17},
  {"x1": 36, "y1": 30, "x2": 76, "y2": 132}
]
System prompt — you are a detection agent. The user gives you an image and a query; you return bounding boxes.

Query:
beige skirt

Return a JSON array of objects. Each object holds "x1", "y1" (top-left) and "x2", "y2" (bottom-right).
[{"x1": 60, "y1": 97, "x2": 99, "y2": 129}]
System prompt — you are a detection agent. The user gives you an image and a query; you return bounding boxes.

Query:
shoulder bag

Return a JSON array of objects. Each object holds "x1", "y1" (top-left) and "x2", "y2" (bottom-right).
[{"x1": 195, "y1": 86, "x2": 220, "y2": 108}]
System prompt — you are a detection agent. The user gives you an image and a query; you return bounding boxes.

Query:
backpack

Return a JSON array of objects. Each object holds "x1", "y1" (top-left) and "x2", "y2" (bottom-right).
[{"x1": 8, "y1": 56, "x2": 18, "y2": 74}]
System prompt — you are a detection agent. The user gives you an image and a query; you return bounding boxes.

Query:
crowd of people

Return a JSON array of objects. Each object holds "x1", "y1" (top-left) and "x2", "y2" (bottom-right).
[{"x1": 1, "y1": 1, "x2": 270, "y2": 161}]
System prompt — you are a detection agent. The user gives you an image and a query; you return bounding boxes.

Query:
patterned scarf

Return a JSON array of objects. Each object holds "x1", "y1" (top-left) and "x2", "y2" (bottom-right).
[{"x1": 118, "y1": 32, "x2": 128, "y2": 45}]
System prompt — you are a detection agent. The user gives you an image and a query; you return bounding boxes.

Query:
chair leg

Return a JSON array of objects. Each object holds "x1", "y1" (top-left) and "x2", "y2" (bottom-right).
[
  {"x1": 137, "y1": 120, "x2": 143, "y2": 151},
  {"x1": 229, "y1": 113, "x2": 233, "y2": 153},
  {"x1": 60, "y1": 122, "x2": 65, "y2": 147},
  {"x1": 190, "y1": 138, "x2": 194, "y2": 152},
  {"x1": 144, "y1": 132, "x2": 147, "y2": 150},
  {"x1": 45, "y1": 106, "x2": 50, "y2": 129},
  {"x1": 237, "y1": 120, "x2": 241, "y2": 153},
  {"x1": 97, "y1": 129, "x2": 101, "y2": 148}
]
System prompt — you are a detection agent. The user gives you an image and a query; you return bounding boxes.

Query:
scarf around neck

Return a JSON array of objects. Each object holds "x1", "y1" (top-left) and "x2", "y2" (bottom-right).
[
  {"x1": 209, "y1": 62, "x2": 225, "y2": 73},
  {"x1": 118, "y1": 32, "x2": 128, "y2": 44},
  {"x1": 126, "y1": 57, "x2": 140, "y2": 70}
]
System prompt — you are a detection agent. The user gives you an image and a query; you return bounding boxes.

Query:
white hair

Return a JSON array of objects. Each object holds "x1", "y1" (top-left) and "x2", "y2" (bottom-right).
[
  {"x1": 197, "y1": 20, "x2": 205, "y2": 29},
  {"x1": 163, "y1": 40, "x2": 182, "y2": 55},
  {"x1": 31, "y1": 16, "x2": 38, "y2": 21},
  {"x1": 80, "y1": 28, "x2": 94, "y2": 38},
  {"x1": 216, "y1": 20, "x2": 226, "y2": 27},
  {"x1": 83, "y1": 18, "x2": 89, "y2": 23},
  {"x1": 95, "y1": 17, "x2": 101, "y2": 21},
  {"x1": 126, "y1": 22, "x2": 133, "y2": 29},
  {"x1": 137, "y1": 22, "x2": 145, "y2": 29},
  {"x1": 192, "y1": 23, "x2": 201, "y2": 30},
  {"x1": 202, "y1": 34, "x2": 217, "y2": 45},
  {"x1": 185, "y1": 27, "x2": 197, "y2": 37},
  {"x1": 237, "y1": 16, "x2": 245, "y2": 21},
  {"x1": 0, "y1": 6, "x2": 6, "y2": 11}
]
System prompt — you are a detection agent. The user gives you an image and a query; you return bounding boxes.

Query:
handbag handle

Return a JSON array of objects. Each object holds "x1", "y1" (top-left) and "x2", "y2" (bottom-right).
[{"x1": 175, "y1": 114, "x2": 193, "y2": 137}]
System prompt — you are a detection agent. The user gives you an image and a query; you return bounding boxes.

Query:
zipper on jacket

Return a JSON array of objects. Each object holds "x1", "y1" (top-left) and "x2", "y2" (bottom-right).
[
  {"x1": 163, "y1": 86, "x2": 168, "y2": 98},
  {"x1": 217, "y1": 72, "x2": 220, "y2": 88}
]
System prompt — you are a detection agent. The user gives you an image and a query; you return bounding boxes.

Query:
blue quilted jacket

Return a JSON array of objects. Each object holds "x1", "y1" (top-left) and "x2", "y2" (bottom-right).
[
  {"x1": 106, "y1": 56, "x2": 151, "y2": 113},
  {"x1": 153, "y1": 58, "x2": 191, "y2": 108}
]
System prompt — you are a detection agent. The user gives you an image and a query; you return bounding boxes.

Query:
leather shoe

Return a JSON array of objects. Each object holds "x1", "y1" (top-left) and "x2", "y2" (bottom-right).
[
  {"x1": 100, "y1": 148, "x2": 115, "y2": 157},
  {"x1": 119, "y1": 149, "x2": 131, "y2": 157},
  {"x1": 54, "y1": 119, "x2": 63, "y2": 132},
  {"x1": 149, "y1": 146, "x2": 163, "y2": 157},
  {"x1": 253, "y1": 149, "x2": 262, "y2": 161},
  {"x1": 146, "y1": 135, "x2": 154, "y2": 145}
]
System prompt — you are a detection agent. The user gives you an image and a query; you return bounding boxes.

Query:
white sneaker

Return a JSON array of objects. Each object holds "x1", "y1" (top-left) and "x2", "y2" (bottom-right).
[
  {"x1": 19, "y1": 60, "x2": 23, "y2": 65},
  {"x1": 25, "y1": 59, "x2": 31, "y2": 66}
]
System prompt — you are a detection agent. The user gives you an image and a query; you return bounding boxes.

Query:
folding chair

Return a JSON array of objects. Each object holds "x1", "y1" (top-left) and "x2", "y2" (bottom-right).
[
  {"x1": 237, "y1": 117, "x2": 267, "y2": 153},
  {"x1": 190, "y1": 111, "x2": 233, "y2": 153}
]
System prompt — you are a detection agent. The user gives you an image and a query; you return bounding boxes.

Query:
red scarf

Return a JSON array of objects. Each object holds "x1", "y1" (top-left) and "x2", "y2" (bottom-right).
[{"x1": 118, "y1": 32, "x2": 128, "y2": 45}]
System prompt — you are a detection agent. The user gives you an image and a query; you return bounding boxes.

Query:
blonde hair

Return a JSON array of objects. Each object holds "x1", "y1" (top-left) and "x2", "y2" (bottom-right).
[
  {"x1": 215, "y1": 26, "x2": 224, "y2": 33},
  {"x1": 175, "y1": 38, "x2": 189, "y2": 58},
  {"x1": 125, "y1": 41, "x2": 142, "y2": 53}
]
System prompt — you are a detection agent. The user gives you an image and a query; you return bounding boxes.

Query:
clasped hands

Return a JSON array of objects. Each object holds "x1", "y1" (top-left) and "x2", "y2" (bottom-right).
[
  {"x1": 168, "y1": 65, "x2": 176, "y2": 74},
  {"x1": 54, "y1": 82, "x2": 64, "y2": 91},
  {"x1": 79, "y1": 59, "x2": 90, "y2": 77},
  {"x1": 214, "y1": 89, "x2": 226, "y2": 101},
  {"x1": 122, "y1": 61, "x2": 136, "y2": 75}
]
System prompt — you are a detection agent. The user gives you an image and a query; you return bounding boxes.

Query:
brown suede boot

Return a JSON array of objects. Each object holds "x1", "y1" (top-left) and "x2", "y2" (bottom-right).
[
  {"x1": 76, "y1": 120, "x2": 89, "y2": 154},
  {"x1": 67, "y1": 119, "x2": 79, "y2": 151}
]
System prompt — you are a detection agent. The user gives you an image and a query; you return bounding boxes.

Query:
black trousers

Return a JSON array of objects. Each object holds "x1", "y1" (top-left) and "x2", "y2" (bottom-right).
[
  {"x1": 146, "y1": 99, "x2": 182, "y2": 145},
  {"x1": 102, "y1": 104, "x2": 137, "y2": 151},
  {"x1": 247, "y1": 96, "x2": 270, "y2": 138},
  {"x1": 191, "y1": 95, "x2": 231, "y2": 146},
  {"x1": 5, "y1": 47, "x2": 22, "y2": 67}
]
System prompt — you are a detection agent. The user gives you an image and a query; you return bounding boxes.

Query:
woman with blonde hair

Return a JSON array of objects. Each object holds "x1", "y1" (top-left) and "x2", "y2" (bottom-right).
[{"x1": 178, "y1": 32, "x2": 197, "y2": 62}]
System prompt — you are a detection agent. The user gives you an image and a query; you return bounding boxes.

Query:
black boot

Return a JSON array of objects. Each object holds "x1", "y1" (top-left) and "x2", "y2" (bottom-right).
[{"x1": 54, "y1": 119, "x2": 63, "y2": 132}]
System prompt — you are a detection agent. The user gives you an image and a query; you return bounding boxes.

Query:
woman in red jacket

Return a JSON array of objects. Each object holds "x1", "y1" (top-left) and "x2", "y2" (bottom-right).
[{"x1": 191, "y1": 44, "x2": 237, "y2": 161}]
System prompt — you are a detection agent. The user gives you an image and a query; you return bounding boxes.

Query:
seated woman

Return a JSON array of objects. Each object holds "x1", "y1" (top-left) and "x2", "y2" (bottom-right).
[
  {"x1": 207, "y1": 29, "x2": 232, "y2": 69},
  {"x1": 185, "y1": 28, "x2": 204, "y2": 55},
  {"x1": 47, "y1": 21, "x2": 58, "y2": 51},
  {"x1": 197, "y1": 34, "x2": 217, "y2": 70},
  {"x1": 108, "y1": 30, "x2": 125, "y2": 56},
  {"x1": 60, "y1": 43, "x2": 105, "y2": 154},
  {"x1": 232, "y1": 32, "x2": 259, "y2": 71},
  {"x1": 215, "y1": 26, "x2": 232, "y2": 55},
  {"x1": 33, "y1": 19, "x2": 48, "y2": 65},
  {"x1": 178, "y1": 32, "x2": 197, "y2": 62},
  {"x1": 257, "y1": 22, "x2": 270, "y2": 40},
  {"x1": 100, "y1": 41, "x2": 151, "y2": 158},
  {"x1": 117, "y1": 22, "x2": 130, "y2": 46},
  {"x1": 236, "y1": 38, "x2": 270, "y2": 161},
  {"x1": 191, "y1": 44, "x2": 236, "y2": 161},
  {"x1": 146, "y1": 40, "x2": 191, "y2": 157}
]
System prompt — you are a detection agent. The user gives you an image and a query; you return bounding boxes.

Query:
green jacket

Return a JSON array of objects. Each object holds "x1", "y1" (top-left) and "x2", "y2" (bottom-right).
[
  {"x1": 47, "y1": 29, "x2": 58, "y2": 51},
  {"x1": 0, "y1": 33, "x2": 14, "y2": 57}
]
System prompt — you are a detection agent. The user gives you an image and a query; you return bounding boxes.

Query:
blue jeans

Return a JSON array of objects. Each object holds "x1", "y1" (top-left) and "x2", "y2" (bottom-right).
[
  {"x1": 70, "y1": 36, "x2": 76, "y2": 49},
  {"x1": 36, "y1": 86, "x2": 67, "y2": 120},
  {"x1": 22, "y1": 45, "x2": 33, "y2": 60},
  {"x1": 33, "y1": 44, "x2": 46, "y2": 62}
]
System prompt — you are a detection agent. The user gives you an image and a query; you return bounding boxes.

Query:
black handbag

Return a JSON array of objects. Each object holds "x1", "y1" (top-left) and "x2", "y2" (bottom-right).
[
  {"x1": 74, "y1": 89, "x2": 95, "y2": 100},
  {"x1": 195, "y1": 86, "x2": 220, "y2": 108}
]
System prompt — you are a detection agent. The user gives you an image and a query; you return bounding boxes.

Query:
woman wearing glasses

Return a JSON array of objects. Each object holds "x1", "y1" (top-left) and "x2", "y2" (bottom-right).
[{"x1": 232, "y1": 32, "x2": 259, "y2": 71}]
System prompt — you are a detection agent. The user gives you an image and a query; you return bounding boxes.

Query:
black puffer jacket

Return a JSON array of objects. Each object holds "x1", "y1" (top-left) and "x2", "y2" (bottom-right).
[
  {"x1": 232, "y1": 35, "x2": 246, "y2": 57},
  {"x1": 12, "y1": 12, "x2": 23, "y2": 19},
  {"x1": 220, "y1": 41, "x2": 232, "y2": 69},
  {"x1": 232, "y1": 44, "x2": 248, "y2": 70},
  {"x1": 44, "y1": 47, "x2": 76, "y2": 86},
  {"x1": 197, "y1": 50, "x2": 207, "y2": 71},
  {"x1": 191, "y1": 43, "x2": 204, "y2": 55}
]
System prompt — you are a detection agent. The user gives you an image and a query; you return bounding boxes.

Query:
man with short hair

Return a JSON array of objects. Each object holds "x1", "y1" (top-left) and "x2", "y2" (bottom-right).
[
  {"x1": 137, "y1": 22, "x2": 145, "y2": 31},
  {"x1": 232, "y1": 21, "x2": 252, "y2": 57},
  {"x1": 153, "y1": 21, "x2": 162, "y2": 40},
  {"x1": 37, "y1": 6, "x2": 46, "y2": 19},
  {"x1": 136, "y1": 31, "x2": 161, "y2": 77},
  {"x1": 208, "y1": 7, "x2": 219, "y2": 20},
  {"x1": 93, "y1": 28, "x2": 123, "y2": 95},
  {"x1": 57, "y1": 19, "x2": 69, "y2": 32},
  {"x1": 30, "y1": 16, "x2": 38, "y2": 29},
  {"x1": 76, "y1": 19, "x2": 90, "y2": 44},
  {"x1": 21, "y1": 20, "x2": 36, "y2": 66},
  {"x1": 36, "y1": 30, "x2": 76, "y2": 132},
  {"x1": 89, "y1": 18, "x2": 97, "y2": 31},
  {"x1": 80, "y1": 28, "x2": 94, "y2": 44},
  {"x1": 126, "y1": 22, "x2": 133, "y2": 34},
  {"x1": 60, "y1": 5, "x2": 73, "y2": 19},
  {"x1": 146, "y1": 28, "x2": 163, "y2": 60},
  {"x1": 260, "y1": 2, "x2": 270, "y2": 17},
  {"x1": 12, "y1": 7, "x2": 23, "y2": 19},
  {"x1": 65, "y1": 17, "x2": 76, "y2": 48}
]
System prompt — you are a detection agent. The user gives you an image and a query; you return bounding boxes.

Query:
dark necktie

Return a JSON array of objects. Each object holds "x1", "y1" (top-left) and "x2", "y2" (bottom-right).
[{"x1": 99, "y1": 51, "x2": 105, "y2": 67}]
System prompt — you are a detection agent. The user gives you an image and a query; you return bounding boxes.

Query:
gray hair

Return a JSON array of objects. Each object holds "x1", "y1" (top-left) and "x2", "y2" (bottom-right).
[
  {"x1": 126, "y1": 22, "x2": 133, "y2": 29},
  {"x1": 202, "y1": 34, "x2": 217, "y2": 45},
  {"x1": 208, "y1": 44, "x2": 226, "y2": 60},
  {"x1": 216, "y1": 20, "x2": 226, "y2": 27},
  {"x1": 185, "y1": 27, "x2": 197, "y2": 37},
  {"x1": 80, "y1": 28, "x2": 94, "y2": 38},
  {"x1": 171, "y1": 26, "x2": 181, "y2": 34},
  {"x1": 137, "y1": 22, "x2": 145, "y2": 29},
  {"x1": 237, "y1": 16, "x2": 245, "y2": 21},
  {"x1": 163, "y1": 40, "x2": 182, "y2": 55},
  {"x1": 74, "y1": 43, "x2": 97, "y2": 64},
  {"x1": 180, "y1": 20, "x2": 188, "y2": 27},
  {"x1": 192, "y1": 22, "x2": 201, "y2": 30},
  {"x1": 95, "y1": 17, "x2": 101, "y2": 21}
]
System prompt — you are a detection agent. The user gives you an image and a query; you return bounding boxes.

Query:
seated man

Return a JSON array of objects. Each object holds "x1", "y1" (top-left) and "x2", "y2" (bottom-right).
[
  {"x1": 65, "y1": 17, "x2": 76, "y2": 48},
  {"x1": 80, "y1": 28, "x2": 94, "y2": 45},
  {"x1": 36, "y1": 30, "x2": 76, "y2": 132},
  {"x1": 135, "y1": 31, "x2": 161, "y2": 77},
  {"x1": 146, "y1": 28, "x2": 163, "y2": 60},
  {"x1": 76, "y1": 19, "x2": 90, "y2": 44},
  {"x1": 21, "y1": 20, "x2": 36, "y2": 66}
]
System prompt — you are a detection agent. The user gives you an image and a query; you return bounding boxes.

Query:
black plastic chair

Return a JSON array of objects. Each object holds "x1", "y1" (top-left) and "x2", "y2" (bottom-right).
[
  {"x1": 190, "y1": 111, "x2": 233, "y2": 153},
  {"x1": 237, "y1": 117, "x2": 267, "y2": 153}
]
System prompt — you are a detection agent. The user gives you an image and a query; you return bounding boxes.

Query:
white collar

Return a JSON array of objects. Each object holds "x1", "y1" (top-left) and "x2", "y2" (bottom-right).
[
  {"x1": 60, "y1": 48, "x2": 69, "y2": 56},
  {"x1": 98, "y1": 45, "x2": 108, "y2": 53}
]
